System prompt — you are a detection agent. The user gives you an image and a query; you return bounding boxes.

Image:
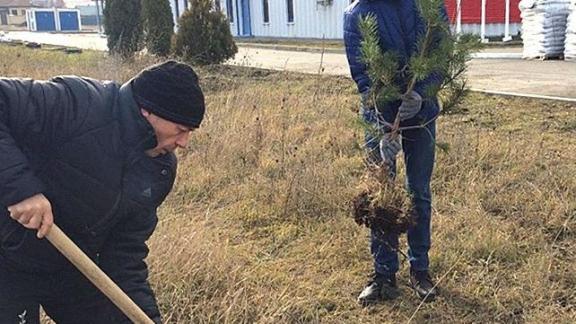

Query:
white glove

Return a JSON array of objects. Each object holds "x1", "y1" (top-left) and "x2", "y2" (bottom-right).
[
  {"x1": 379, "y1": 133, "x2": 401, "y2": 166},
  {"x1": 398, "y1": 90, "x2": 422, "y2": 121}
]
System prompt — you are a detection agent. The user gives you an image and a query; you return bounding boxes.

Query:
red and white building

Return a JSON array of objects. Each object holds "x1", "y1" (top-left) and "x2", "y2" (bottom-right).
[
  {"x1": 445, "y1": 0, "x2": 522, "y2": 41},
  {"x1": 170, "y1": 0, "x2": 522, "y2": 41}
]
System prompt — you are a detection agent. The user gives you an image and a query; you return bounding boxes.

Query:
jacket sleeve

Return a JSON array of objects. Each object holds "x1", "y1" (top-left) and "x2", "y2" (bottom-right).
[
  {"x1": 344, "y1": 10, "x2": 372, "y2": 95},
  {"x1": 97, "y1": 209, "x2": 161, "y2": 323},
  {"x1": 413, "y1": 5, "x2": 450, "y2": 98},
  {"x1": 0, "y1": 78, "x2": 76, "y2": 206}
]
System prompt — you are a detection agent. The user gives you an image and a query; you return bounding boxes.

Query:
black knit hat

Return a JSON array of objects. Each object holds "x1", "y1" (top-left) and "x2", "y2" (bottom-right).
[{"x1": 131, "y1": 60, "x2": 205, "y2": 128}]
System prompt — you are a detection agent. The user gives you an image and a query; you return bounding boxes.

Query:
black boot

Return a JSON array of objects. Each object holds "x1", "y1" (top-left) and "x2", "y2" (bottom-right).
[
  {"x1": 358, "y1": 272, "x2": 399, "y2": 306},
  {"x1": 409, "y1": 270, "x2": 438, "y2": 302}
]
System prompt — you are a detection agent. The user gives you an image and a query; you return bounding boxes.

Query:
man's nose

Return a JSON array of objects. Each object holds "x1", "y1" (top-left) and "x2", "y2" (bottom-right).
[{"x1": 176, "y1": 132, "x2": 190, "y2": 148}]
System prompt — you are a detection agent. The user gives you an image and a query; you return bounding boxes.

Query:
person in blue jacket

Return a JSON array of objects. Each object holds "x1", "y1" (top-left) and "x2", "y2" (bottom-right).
[
  {"x1": 344, "y1": 0, "x2": 448, "y2": 305},
  {"x1": 0, "y1": 61, "x2": 204, "y2": 323}
]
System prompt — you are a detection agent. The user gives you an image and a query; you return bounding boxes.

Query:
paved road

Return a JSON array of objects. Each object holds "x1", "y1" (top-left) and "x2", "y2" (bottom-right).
[
  {"x1": 4, "y1": 31, "x2": 576, "y2": 101},
  {"x1": 231, "y1": 47, "x2": 576, "y2": 100}
]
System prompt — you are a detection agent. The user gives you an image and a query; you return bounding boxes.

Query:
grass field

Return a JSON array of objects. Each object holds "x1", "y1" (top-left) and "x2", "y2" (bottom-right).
[{"x1": 1, "y1": 44, "x2": 575, "y2": 323}]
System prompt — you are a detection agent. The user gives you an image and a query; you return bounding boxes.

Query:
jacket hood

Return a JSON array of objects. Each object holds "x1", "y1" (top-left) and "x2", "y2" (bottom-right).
[{"x1": 118, "y1": 82, "x2": 158, "y2": 152}]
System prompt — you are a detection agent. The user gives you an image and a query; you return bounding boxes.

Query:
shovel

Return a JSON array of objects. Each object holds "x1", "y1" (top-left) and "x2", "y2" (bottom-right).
[{"x1": 46, "y1": 224, "x2": 154, "y2": 324}]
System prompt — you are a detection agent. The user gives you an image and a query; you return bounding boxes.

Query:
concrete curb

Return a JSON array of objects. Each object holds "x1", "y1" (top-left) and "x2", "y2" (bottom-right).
[
  {"x1": 236, "y1": 42, "x2": 345, "y2": 54},
  {"x1": 471, "y1": 53, "x2": 523, "y2": 59},
  {"x1": 471, "y1": 88, "x2": 576, "y2": 103},
  {"x1": 237, "y1": 42, "x2": 525, "y2": 60}
]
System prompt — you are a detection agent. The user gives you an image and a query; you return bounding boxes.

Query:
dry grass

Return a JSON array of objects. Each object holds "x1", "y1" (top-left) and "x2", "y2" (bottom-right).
[{"x1": 2, "y1": 44, "x2": 575, "y2": 323}]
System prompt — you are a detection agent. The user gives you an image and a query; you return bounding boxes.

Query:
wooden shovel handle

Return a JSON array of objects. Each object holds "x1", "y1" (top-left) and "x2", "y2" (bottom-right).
[{"x1": 46, "y1": 224, "x2": 154, "y2": 324}]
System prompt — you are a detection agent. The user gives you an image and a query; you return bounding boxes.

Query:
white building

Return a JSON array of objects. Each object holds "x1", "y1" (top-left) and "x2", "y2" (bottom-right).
[{"x1": 219, "y1": 0, "x2": 352, "y2": 39}]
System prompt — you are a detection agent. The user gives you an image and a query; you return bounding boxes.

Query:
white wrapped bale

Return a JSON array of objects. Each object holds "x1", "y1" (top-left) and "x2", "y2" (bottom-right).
[
  {"x1": 519, "y1": 0, "x2": 571, "y2": 59},
  {"x1": 566, "y1": 0, "x2": 576, "y2": 60}
]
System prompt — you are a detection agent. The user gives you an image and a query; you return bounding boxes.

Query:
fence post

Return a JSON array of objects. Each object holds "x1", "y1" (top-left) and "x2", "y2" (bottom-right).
[
  {"x1": 481, "y1": 0, "x2": 489, "y2": 42},
  {"x1": 503, "y1": 0, "x2": 513, "y2": 41},
  {"x1": 456, "y1": 0, "x2": 462, "y2": 34}
]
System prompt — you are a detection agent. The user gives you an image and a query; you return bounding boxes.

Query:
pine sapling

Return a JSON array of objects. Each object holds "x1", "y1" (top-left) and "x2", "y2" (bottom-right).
[{"x1": 352, "y1": 0, "x2": 481, "y2": 236}]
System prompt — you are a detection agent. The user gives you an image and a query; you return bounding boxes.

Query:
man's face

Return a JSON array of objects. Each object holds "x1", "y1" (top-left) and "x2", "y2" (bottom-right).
[{"x1": 141, "y1": 109, "x2": 194, "y2": 157}]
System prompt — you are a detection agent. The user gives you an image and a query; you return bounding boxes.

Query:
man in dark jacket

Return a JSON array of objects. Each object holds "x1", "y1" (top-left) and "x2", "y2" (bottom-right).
[
  {"x1": 344, "y1": 0, "x2": 447, "y2": 305},
  {"x1": 0, "y1": 60, "x2": 205, "y2": 323}
]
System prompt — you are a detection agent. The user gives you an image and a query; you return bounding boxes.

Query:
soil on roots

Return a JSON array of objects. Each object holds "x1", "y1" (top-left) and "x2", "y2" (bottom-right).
[{"x1": 352, "y1": 191, "x2": 416, "y2": 235}]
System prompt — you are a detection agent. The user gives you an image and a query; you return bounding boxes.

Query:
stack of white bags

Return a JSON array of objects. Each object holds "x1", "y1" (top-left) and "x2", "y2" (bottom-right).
[
  {"x1": 566, "y1": 0, "x2": 576, "y2": 60},
  {"x1": 519, "y1": 0, "x2": 571, "y2": 59}
]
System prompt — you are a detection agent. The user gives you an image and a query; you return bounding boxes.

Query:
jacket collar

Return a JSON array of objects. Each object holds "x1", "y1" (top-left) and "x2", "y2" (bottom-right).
[{"x1": 118, "y1": 81, "x2": 158, "y2": 152}]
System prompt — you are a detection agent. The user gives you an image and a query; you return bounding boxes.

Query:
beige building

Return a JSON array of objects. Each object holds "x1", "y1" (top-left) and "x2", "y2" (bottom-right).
[{"x1": 0, "y1": 0, "x2": 34, "y2": 28}]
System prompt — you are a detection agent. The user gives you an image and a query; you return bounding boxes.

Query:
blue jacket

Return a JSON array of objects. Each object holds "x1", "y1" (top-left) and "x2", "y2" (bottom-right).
[
  {"x1": 344, "y1": 0, "x2": 448, "y2": 125},
  {"x1": 0, "y1": 76, "x2": 175, "y2": 323}
]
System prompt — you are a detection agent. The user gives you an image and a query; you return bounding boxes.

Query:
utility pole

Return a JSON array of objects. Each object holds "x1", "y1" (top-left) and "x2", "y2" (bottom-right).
[{"x1": 95, "y1": 0, "x2": 102, "y2": 34}]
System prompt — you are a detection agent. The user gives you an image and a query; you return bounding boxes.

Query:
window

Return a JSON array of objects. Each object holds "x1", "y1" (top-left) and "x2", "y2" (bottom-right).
[
  {"x1": 226, "y1": 0, "x2": 234, "y2": 22},
  {"x1": 262, "y1": 0, "x2": 269, "y2": 23},
  {"x1": 286, "y1": 0, "x2": 294, "y2": 23},
  {"x1": 11, "y1": 9, "x2": 18, "y2": 16}
]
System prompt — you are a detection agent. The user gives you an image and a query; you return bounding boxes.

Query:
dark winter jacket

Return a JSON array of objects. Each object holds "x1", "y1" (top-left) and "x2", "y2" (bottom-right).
[
  {"x1": 344, "y1": 0, "x2": 448, "y2": 125},
  {"x1": 0, "y1": 75, "x2": 177, "y2": 322}
]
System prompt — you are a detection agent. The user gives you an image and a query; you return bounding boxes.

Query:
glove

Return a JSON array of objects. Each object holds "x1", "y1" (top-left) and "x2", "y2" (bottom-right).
[
  {"x1": 379, "y1": 133, "x2": 401, "y2": 166},
  {"x1": 360, "y1": 91, "x2": 372, "y2": 110},
  {"x1": 398, "y1": 90, "x2": 422, "y2": 121}
]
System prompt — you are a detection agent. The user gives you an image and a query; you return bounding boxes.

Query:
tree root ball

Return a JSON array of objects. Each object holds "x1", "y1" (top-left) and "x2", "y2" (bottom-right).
[{"x1": 352, "y1": 191, "x2": 416, "y2": 234}]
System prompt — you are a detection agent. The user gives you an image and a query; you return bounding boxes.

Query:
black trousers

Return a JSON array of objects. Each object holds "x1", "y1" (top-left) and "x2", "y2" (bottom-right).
[{"x1": 0, "y1": 257, "x2": 132, "y2": 324}]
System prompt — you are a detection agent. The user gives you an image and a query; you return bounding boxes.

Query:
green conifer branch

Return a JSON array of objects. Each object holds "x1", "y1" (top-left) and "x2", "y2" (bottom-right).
[{"x1": 358, "y1": 0, "x2": 482, "y2": 122}]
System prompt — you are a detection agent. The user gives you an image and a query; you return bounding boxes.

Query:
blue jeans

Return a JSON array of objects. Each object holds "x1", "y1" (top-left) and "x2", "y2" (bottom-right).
[{"x1": 361, "y1": 108, "x2": 436, "y2": 275}]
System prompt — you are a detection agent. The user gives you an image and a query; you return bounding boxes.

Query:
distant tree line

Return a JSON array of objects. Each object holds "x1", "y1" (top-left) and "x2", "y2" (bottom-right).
[{"x1": 103, "y1": 0, "x2": 237, "y2": 65}]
